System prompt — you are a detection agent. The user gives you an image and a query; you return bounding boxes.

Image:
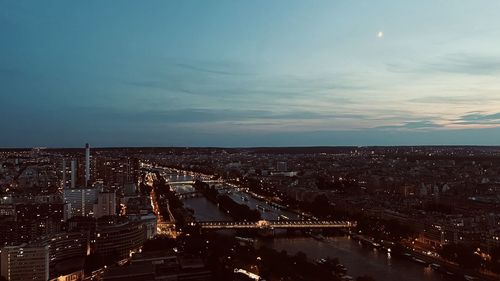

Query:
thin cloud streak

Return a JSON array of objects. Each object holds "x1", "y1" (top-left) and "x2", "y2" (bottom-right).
[
  {"x1": 376, "y1": 121, "x2": 443, "y2": 130},
  {"x1": 387, "y1": 53, "x2": 500, "y2": 76}
]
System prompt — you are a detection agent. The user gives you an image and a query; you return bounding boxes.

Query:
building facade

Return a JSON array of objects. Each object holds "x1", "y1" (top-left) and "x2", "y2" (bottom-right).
[
  {"x1": 93, "y1": 191, "x2": 116, "y2": 218},
  {"x1": 95, "y1": 219, "x2": 146, "y2": 259},
  {"x1": 63, "y1": 188, "x2": 98, "y2": 217},
  {"x1": 0, "y1": 244, "x2": 49, "y2": 281}
]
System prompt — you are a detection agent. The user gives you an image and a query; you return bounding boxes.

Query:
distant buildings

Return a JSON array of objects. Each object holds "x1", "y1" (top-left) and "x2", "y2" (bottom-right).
[
  {"x1": 0, "y1": 196, "x2": 68, "y2": 245},
  {"x1": 6, "y1": 145, "x2": 500, "y2": 279},
  {"x1": 277, "y1": 161, "x2": 287, "y2": 172},
  {"x1": 0, "y1": 145, "x2": 154, "y2": 280},
  {"x1": 63, "y1": 188, "x2": 118, "y2": 219}
]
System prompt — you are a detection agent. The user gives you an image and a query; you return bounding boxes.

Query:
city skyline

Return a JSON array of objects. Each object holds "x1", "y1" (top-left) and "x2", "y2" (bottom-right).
[{"x1": 2, "y1": 1, "x2": 500, "y2": 147}]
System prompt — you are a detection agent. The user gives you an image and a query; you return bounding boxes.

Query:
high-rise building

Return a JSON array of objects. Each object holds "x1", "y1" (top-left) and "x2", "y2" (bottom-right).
[
  {"x1": 63, "y1": 188, "x2": 98, "y2": 217},
  {"x1": 85, "y1": 143, "x2": 91, "y2": 187},
  {"x1": 70, "y1": 160, "x2": 77, "y2": 189},
  {"x1": 94, "y1": 191, "x2": 116, "y2": 218},
  {"x1": 61, "y1": 159, "x2": 67, "y2": 189},
  {"x1": 0, "y1": 244, "x2": 49, "y2": 281}
]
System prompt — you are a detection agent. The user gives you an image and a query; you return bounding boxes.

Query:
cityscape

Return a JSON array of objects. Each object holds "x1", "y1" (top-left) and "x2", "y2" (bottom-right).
[
  {"x1": 1, "y1": 145, "x2": 500, "y2": 281},
  {"x1": 2, "y1": 1, "x2": 500, "y2": 281}
]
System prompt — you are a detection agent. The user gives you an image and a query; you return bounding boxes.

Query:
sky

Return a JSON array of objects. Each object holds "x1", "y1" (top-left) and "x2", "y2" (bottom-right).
[{"x1": 2, "y1": 1, "x2": 500, "y2": 147}]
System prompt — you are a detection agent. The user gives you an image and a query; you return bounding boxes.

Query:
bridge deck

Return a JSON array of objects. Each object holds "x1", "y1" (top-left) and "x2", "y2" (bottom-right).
[
  {"x1": 197, "y1": 220, "x2": 356, "y2": 229},
  {"x1": 168, "y1": 179, "x2": 224, "y2": 185}
]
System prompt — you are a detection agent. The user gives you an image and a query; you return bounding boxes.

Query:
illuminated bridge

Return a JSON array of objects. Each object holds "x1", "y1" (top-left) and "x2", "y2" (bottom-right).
[
  {"x1": 168, "y1": 179, "x2": 224, "y2": 185},
  {"x1": 197, "y1": 220, "x2": 356, "y2": 230},
  {"x1": 176, "y1": 186, "x2": 239, "y2": 199},
  {"x1": 177, "y1": 191, "x2": 204, "y2": 199}
]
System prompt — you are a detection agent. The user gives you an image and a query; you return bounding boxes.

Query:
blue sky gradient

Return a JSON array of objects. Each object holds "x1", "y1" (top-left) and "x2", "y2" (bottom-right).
[{"x1": 2, "y1": 1, "x2": 500, "y2": 147}]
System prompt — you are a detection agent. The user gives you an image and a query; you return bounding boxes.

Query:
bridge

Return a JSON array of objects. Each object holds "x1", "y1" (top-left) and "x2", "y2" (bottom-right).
[
  {"x1": 176, "y1": 186, "x2": 236, "y2": 200},
  {"x1": 177, "y1": 191, "x2": 204, "y2": 199},
  {"x1": 168, "y1": 179, "x2": 224, "y2": 185},
  {"x1": 196, "y1": 220, "x2": 356, "y2": 230}
]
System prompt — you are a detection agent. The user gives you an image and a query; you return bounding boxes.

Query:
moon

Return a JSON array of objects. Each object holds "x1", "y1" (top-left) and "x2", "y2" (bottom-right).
[{"x1": 377, "y1": 31, "x2": 384, "y2": 38}]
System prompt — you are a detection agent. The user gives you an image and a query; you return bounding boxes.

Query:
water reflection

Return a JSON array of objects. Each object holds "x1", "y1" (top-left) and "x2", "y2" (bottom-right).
[
  {"x1": 172, "y1": 184, "x2": 195, "y2": 194},
  {"x1": 258, "y1": 237, "x2": 445, "y2": 281},
  {"x1": 183, "y1": 196, "x2": 232, "y2": 222}
]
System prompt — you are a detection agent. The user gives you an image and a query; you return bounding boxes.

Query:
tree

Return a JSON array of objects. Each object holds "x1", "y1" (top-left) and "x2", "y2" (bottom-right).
[
  {"x1": 310, "y1": 194, "x2": 331, "y2": 217},
  {"x1": 491, "y1": 261, "x2": 500, "y2": 274},
  {"x1": 491, "y1": 246, "x2": 500, "y2": 262},
  {"x1": 384, "y1": 219, "x2": 416, "y2": 240}
]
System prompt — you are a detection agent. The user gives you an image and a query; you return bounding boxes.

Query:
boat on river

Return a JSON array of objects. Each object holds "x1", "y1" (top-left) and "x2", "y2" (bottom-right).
[
  {"x1": 411, "y1": 257, "x2": 428, "y2": 266},
  {"x1": 430, "y1": 263, "x2": 441, "y2": 270},
  {"x1": 256, "y1": 204, "x2": 268, "y2": 212}
]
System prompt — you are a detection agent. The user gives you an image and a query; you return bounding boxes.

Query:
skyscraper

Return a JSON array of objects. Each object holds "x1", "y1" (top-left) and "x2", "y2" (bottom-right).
[
  {"x1": 62, "y1": 158, "x2": 66, "y2": 189},
  {"x1": 70, "y1": 160, "x2": 77, "y2": 189},
  {"x1": 94, "y1": 191, "x2": 116, "y2": 218},
  {"x1": 85, "y1": 143, "x2": 90, "y2": 187},
  {"x1": 63, "y1": 188, "x2": 98, "y2": 217}
]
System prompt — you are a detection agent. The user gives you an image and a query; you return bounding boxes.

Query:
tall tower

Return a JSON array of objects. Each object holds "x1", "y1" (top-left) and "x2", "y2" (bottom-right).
[
  {"x1": 62, "y1": 159, "x2": 66, "y2": 189},
  {"x1": 85, "y1": 143, "x2": 90, "y2": 187},
  {"x1": 71, "y1": 160, "x2": 77, "y2": 188}
]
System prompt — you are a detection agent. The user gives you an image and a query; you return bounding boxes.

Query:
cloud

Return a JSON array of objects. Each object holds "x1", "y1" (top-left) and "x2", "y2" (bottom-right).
[
  {"x1": 82, "y1": 107, "x2": 369, "y2": 125},
  {"x1": 123, "y1": 80, "x2": 198, "y2": 96},
  {"x1": 388, "y1": 53, "x2": 500, "y2": 75},
  {"x1": 428, "y1": 54, "x2": 500, "y2": 75},
  {"x1": 408, "y1": 95, "x2": 485, "y2": 104},
  {"x1": 173, "y1": 63, "x2": 252, "y2": 76},
  {"x1": 455, "y1": 112, "x2": 500, "y2": 125},
  {"x1": 375, "y1": 120, "x2": 443, "y2": 130},
  {"x1": 121, "y1": 59, "x2": 366, "y2": 108}
]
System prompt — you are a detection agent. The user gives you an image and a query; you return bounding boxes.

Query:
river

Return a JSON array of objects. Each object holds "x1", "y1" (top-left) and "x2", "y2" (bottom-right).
[
  {"x1": 258, "y1": 237, "x2": 445, "y2": 281},
  {"x1": 164, "y1": 169, "x2": 446, "y2": 281}
]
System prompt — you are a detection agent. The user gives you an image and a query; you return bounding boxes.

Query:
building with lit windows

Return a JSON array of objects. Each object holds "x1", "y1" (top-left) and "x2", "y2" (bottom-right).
[
  {"x1": 93, "y1": 191, "x2": 116, "y2": 218},
  {"x1": 45, "y1": 232, "x2": 89, "y2": 269},
  {"x1": 95, "y1": 219, "x2": 146, "y2": 259},
  {"x1": 0, "y1": 244, "x2": 49, "y2": 281},
  {"x1": 63, "y1": 188, "x2": 98, "y2": 217}
]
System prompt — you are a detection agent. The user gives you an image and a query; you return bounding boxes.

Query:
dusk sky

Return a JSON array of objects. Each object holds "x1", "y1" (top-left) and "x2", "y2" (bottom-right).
[{"x1": 2, "y1": 1, "x2": 500, "y2": 147}]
